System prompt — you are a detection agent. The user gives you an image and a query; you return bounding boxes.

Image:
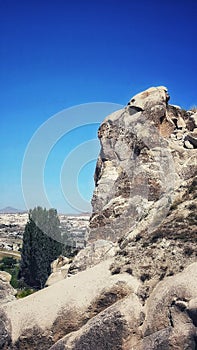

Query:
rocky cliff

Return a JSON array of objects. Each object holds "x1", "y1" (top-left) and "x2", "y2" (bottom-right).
[
  {"x1": 89, "y1": 86, "x2": 196, "y2": 243},
  {"x1": 0, "y1": 86, "x2": 196, "y2": 350}
]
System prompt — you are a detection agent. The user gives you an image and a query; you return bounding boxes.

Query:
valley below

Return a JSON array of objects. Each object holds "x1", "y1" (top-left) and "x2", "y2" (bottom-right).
[{"x1": 0, "y1": 212, "x2": 90, "y2": 255}]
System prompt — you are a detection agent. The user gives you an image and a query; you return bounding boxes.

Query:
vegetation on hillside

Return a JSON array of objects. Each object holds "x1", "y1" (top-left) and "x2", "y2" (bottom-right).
[
  {"x1": 0, "y1": 207, "x2": 81, "y2": 293},
  {"x1": 0, "y1": 256, "x2": 35, "y2": 298}
]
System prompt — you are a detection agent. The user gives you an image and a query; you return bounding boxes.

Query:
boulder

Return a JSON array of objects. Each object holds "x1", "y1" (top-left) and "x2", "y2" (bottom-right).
[
  {"x1": 49, "y1": 294, "x2": 144, "y2": 350},
  {"x1": 0, "y1": 271, "x2": 16, "y2": 304},
  {"x1": 135, "y1": 263, "x2": 197, "y2": 350},
  {"x1": 184, "y1": 132, "x2": 197, "y2": 148},
  {"x1": 68, "y1": 239, "x2": 117, "y2": 275},
  {"x1": 0, "y1": 260, "x2": 140, "y2": 349},
  {"x1": 48, "y1": 263, "x2": 197, "y2": 350},
  {"x1": 45, "y1": 256, "x2": 70, "y2": 287}
]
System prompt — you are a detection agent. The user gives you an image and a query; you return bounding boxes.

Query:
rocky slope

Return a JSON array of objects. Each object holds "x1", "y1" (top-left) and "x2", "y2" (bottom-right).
[{"x1": 0, "y1": 86, "x2": 196, "y2": 350}]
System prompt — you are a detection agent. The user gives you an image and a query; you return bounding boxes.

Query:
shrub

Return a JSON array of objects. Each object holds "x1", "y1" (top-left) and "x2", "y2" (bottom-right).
[
  {"x1": 0, "y1": 257, "x2": 17, "y2": 268},
  {"x1": 17, "y1": 288, "x2": 35, "y2": 299}
]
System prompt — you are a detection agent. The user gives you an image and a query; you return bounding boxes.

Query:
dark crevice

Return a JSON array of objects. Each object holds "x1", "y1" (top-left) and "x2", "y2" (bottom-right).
[
  {"x1": 133, "y1": 145, "x2": 141, "y2": 159},
  {"x1": 184, "y1": 135, "x2": 197, "y2": 148},
  {"x1": 168, "y1": 303, "x2": 175, "y2": 327},
  {"x1": 172, "y1": 118, "x2": 178, "y2": 128},
  {"x1": 160, "y1": 115, "x2": 165, "y2": 124},
  {"x1": 128, "y1": 106, "x2": 144, "y2": 115}
]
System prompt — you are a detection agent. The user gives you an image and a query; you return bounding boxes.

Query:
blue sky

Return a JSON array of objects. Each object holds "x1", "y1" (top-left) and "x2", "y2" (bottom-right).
[{"x1": 0, "y1": 0, "x2": 196, "y2": 213}]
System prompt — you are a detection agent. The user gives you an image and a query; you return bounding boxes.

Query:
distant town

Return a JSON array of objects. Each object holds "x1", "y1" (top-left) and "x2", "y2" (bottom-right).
[{"x1": 0, "y1": 208, "x2": 90, "y2": 256}]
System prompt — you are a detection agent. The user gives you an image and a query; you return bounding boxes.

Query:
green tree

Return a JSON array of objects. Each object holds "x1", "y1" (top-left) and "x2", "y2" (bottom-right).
[{"x1": 19, "y1": 207, "x2": 63, "y2": 289}]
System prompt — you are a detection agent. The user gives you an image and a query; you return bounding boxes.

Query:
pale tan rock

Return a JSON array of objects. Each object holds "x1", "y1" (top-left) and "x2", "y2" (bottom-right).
[
  {"x1": 89, "y1": 86, "x2": 197, "y2": 243},
  {"x1": 185, "y1": 132, "x2": 197, "y2": 147},
  {"x1": 45, "y1": 256, "x2": 70, "y2": 286},
  {"x1": 0, "y1": 271, "x2": 12, "y2": 283},
  {"x1": 190, "y1": 112, "x2": 197, "y2": 128},
  {"x1": 49, "y1": 294, "x2": 143, "y2": 350},
  {"x1": 0, "y1": 272, "x2": 16, "y2": 305},
  {"x1": 177, "y1": 116, "x2": 186, "y2": 129},
  {"x1": 0, "y1": 86, "x2": 196, "y2": 350},
  {"x1": 0, "y1": 260, "x2": 140, "y2": 349},
  {"x1": 184, "y1": 139, "x2": 194, "y2": 149},
  {"x1": 176, "y1": 131, "x2": 184, "y2": 140},
  {"x1": 140, "y1": 263, "x2": 197, "y2": 349},
  {"x1": 188, "y1": 298, "x2": 197, "y2": 325},
  {"x1": 127, "y1": 86, "x2": 168, "y2": 111},
  {"x1": 68, "y1": 240, "x2": 117, "y2": 275}
]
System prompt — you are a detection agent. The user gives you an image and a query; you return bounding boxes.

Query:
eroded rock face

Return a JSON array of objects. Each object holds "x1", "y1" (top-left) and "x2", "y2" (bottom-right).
[
  {"x1": 132, "y1": 263, "x2": 197, "y2": 350},
  {"x1": 45, "y1": 256, "x2": 70, "y2": 287},
  {"x1": 88, "y1": 86, "x2": 196, "y2": 243},
  {"x1": 50, "y1": 264, "x2": 197, "y2": 350},
  {"x1": 0, "y1": 260, "x2": 140, "y2": 349},
  {"x1": 109, "y1": 172, "x2": 197, "y2": 301},
  {"x1": 68, "y1": 239, "x2": 117, "y2": 275},
  {"x1": 0, "y1": 271, "x2": 16, "y2": 305},
  {"x1": 49, "y1": 294, "x2": 143, "y2": 350}
]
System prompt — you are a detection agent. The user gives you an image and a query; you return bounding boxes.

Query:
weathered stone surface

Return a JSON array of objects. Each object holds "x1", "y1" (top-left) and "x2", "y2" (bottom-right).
[
  {"x1": 49, "y1": 294, "x2": 143, "y2": 350},
  {"x1": 0, "y1": 271, "x2": 16, "y2": 304},
  {"x1": 184, "y1": 132, "x2": 197, "y2": 148},
  {"x1": 136, "y1": 263, "x2": 197, "y2": 350},
  {"x1": 45, "y1": 256, "x2": 70, "y2": 286},
  {"x1": 0, "y1": 271, "x2": 12, "y2": 283},
  {"x1": 0, "y1": 309, "x2": 12, "y2": 349},
  {"x1": 190, "y1": 112, "x2": 197, "y2": 128},
  {"x1": 49, "y1": 263, "x2": 197, "y2": 350},
  {"x1": 0, "y1": 260, "x2": 140, "y2": 349},
  {"x1": 184, "y1": 139, "x2": 194, "y2": 149},
  {"x1": 88, "y1": 86, "x2": 196, "y2": 243},
  {"x1": 109, "y1": 174, "x2": 197, "y2": 301},
  {"x1": 68, "y1": 239, "x2": 117, "y2": 275}
]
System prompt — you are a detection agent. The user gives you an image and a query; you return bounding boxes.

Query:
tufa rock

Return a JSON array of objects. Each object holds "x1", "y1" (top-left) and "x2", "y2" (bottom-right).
[
  {"x1": 49, "y1": 294, "x2": 143, "y2": 350},
  {"x1": 68, "y1": 239, "x2": 117, "y2": 275},
  {"x1": 0, "y1": 260, "x2": 140, "y2": 349},
  {"x1": 88, "y1": 86, "x2": 196, "y2": 243},
  {"x1": 0, "y1": 86, "x2": 196, "y2": 350},
  {"x1": 0, "y1": 271, "x2": 16, "y2": 305},
  {"x1": 45, "y1": 256, "x2": 70, "y2": 287}
]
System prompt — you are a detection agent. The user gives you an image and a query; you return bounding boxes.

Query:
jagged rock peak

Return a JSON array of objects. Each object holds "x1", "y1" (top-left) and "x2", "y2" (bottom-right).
[
  {"x1": 88, "y1": 86, "x2": 197, "y2": 242},
  {"x1": 127, "y1": 85, "x2": 169, "y2": 110}
]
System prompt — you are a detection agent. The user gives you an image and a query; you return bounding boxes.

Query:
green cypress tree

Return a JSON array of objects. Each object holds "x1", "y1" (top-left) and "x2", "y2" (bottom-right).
[{"x1": 19, "y1": 207, "x2": 63, "y2": 289}]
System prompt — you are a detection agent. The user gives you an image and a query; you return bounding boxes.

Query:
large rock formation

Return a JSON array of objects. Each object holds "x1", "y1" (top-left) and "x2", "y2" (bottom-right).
[
  {"x1": 50, "y1": 264, "x2": 197, "y2": 350},
  {"x1": 0, "y1": 260, "x2": 140, "y2": 349},
  {"x1": 89, "y1": 86, "x2": 196, "y2": 243},
  {"x1": 0, "y1": 86, "x2": 196, "y2": 349}
]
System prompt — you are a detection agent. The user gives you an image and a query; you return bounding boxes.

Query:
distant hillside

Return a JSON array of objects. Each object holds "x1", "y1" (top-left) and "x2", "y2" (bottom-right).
[{"x1": 0, "y1": 207, "x2": 26, "y2": 214}]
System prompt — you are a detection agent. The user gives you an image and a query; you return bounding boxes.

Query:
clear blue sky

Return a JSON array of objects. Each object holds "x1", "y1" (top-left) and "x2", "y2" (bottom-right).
[{"x1": 0, "y1": 0, "x2": 196, "y2": 213}]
